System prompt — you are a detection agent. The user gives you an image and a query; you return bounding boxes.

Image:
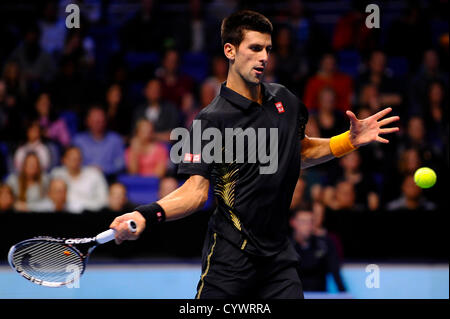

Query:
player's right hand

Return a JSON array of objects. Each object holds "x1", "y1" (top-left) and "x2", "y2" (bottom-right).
[{"x1": 109, "y1": 211, "x2": 146, "y2": 244}]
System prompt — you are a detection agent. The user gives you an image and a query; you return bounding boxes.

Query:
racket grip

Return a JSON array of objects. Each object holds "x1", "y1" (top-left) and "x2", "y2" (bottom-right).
[{"x1": 96, "y1": 219, "x2": 137, "y2": 244}]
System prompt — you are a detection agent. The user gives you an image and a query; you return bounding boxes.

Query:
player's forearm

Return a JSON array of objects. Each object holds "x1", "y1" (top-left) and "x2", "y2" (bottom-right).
[
  {"x1": 300, "y1": 137, "x2": 335, "y2": 169},
  {"x1": 156, "y1": 179, "x2": 208, "y2": 221}
]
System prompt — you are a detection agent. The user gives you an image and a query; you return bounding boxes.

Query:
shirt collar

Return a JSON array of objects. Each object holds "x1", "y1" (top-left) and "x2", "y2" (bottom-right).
[{"x1": 219, "y1": 82, "x2": 276, "y2": 110}]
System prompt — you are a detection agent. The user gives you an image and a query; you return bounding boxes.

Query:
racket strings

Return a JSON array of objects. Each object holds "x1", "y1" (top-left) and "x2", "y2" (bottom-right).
[{"x1": 12, "y1": 241, "x2": 85, "y2": 284}]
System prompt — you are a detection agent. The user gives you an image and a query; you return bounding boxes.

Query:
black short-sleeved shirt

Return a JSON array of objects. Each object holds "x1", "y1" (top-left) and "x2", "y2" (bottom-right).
[{"x1": 178, "y1": 82, "x2": 309, "y2": 256}]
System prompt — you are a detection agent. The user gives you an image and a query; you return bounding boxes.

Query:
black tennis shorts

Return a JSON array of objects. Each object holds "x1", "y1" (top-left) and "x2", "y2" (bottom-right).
[{"x1": 195, "y1": 229, "x2": 304, "y2": 299}]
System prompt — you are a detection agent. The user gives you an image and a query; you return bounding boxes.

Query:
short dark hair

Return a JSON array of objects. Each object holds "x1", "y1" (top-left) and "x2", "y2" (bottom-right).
[{"x1": 221, "y1": 10, "x2": 273, "y2": 47}]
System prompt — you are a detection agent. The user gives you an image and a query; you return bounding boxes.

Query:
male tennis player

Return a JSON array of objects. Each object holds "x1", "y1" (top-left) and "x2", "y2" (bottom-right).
[{"x1": 110, "y1": 10, "x2": 399, "y2": 298}]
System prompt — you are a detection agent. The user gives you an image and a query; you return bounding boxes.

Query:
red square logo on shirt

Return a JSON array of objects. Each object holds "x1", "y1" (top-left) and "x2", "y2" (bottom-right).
[
  {"x1": 184, "y1": 153, "x2": 193, "y2": 162},
  {"x1": 275, "y1": 102, "x2": 285, "y2": 113},
  {"x1": 193, "y1": 154, "x2": 201, "y2": 163}
]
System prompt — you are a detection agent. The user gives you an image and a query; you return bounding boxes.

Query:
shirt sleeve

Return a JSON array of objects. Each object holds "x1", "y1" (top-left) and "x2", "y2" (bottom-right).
[{"x1": 177, "y1": 114, "x2": 216, "y2": 179}]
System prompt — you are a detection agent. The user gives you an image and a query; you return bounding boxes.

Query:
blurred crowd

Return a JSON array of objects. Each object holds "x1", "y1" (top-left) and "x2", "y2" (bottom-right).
[{"x1": 0, "y1": 0, "x2": 448, "y2": 219}]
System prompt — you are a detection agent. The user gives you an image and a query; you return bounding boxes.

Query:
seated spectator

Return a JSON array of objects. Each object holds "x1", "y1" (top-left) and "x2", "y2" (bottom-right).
[
  {"x1": 0, "y1": 183, "x2": 15, "y2": 212},
  {"x1": 356, "y1": 50, "x2": 402, "y2": 108},
  {"x1": 331, "y1": 151, "x2": 380, "y2": 211},
  {"x1": 106, "y1": 182, "x2": 136, "y2": 213},
  {"x1": 14, "y1": 120, "x2": 51, "y2": 172},
  {"x1": 303, "y1": 53, "x2": 353, "y2": 112},
  {"x1": 387, "y1": 175, "x2": 436, "y2": 211},
  {"x1": 0, "y1": 78, "x2": 23, "y2": 143},
  {"x1": 6, "y1": 152, "x2": 49, "y2": 212},
  {"x1": 204, "y1": 55, "x2": 228, "y2": 95},
  {"x1": 125, "y1": 119, "x2": 168, "y2": 178},
  {"x1": 73, "y1": 106, "x2": 125, "y2": 177},
  {"x1": 132, "y1": 78, "x2": 180, "y2": 142},
  {"x1": 104, "y1": 83, "x2": 131, "y2": 138},
  {"x1": 181, "y1": 80, "x2": 217, "y2": 129},
  {"x1": 290, "y1": 209, "x2": 346, "y2": 292},
  {"x1": 399, "y1": 116, "x2": 439, "y2": 163},
  {"x1": 51, "y1": 146, "x2": 108, "y2": 213},
  {"x1": 409, "y1": 49, "x2": 448, "y2": 115},
  {"x1": 312, "y1": 201, "x2": 344, "y2": 261},
  {"x1": 332, "y1": 0, "x2": 378, "y2": 53},
  {"x1": 33, "y1": 92, "x2": 71, "y2": 147},
  {"x1": 424, "y1": 81, "x2": 448, "y2": 152},
  {"x1": 158, "y1": 176, "x2": 179, "y2": 199},
  {"x1": 8, "y1": 22, "x2": 56, "y2": 89},
  {"x1": 29, "y1": 178, "x2": 70, "y2": 212},
  {"x1": 155, "y1": 49, "x2": 195, "y2": 108},
  {"x1": 314, "y1": 87, "x2": 347, "y2": 137},
  {"x1": 323, "y1": 180, "x2": 364, "y2": 211}
]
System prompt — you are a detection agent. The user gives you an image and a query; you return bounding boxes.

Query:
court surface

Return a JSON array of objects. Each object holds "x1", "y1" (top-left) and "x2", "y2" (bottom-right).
[{"x1": 0, "y1": 262, "x2": 448, "y2": 299}]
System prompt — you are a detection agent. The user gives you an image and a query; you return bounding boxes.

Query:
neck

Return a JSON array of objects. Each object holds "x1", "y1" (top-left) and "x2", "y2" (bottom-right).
[{"x1": 226, "y1": 70, "x2": 262, "y2": 104}]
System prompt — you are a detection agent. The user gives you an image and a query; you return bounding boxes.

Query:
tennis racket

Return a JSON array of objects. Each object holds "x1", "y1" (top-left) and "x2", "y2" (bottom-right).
[{"x1": 7, "y1": 220, "x2": 137, "y2": 287}]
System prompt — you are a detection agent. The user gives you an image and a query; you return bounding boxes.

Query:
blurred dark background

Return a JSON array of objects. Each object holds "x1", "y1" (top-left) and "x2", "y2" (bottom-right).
[{"x1": 0, "y1": 0, "x2": 448, "y2": 263}]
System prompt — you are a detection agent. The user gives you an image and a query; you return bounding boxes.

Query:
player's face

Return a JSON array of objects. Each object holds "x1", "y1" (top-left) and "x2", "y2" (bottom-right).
[{"x1": 233, "y1": 31, "x2": 272, "y2": 85}]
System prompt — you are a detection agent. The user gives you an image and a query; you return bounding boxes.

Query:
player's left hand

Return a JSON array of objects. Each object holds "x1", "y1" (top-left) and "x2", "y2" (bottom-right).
[{"x1": 346, "y1": 107, "x2": 400, "y2": 147}]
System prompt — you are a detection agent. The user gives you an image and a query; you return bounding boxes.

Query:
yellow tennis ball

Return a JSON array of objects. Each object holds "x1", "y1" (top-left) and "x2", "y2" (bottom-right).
[{"x1": 414, "y1": 167, "x2": 437, "y2": 189}]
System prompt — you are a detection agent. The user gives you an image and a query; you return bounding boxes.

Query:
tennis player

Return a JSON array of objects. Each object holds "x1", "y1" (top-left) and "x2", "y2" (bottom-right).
[{"x1": 110, "y1": 10, "x2": 399, "y2": 299}]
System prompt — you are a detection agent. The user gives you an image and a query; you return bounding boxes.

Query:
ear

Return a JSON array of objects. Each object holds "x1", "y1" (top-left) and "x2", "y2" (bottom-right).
[{"x1": 223, "y1": 43, "x2": 236, "y2": 61}]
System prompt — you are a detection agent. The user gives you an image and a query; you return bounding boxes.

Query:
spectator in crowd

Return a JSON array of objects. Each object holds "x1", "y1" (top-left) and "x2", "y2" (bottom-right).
[
  {"x1": 29, "y1": 178, "x2": 69, "y2": 212},
  {"x1": 356, "y1": 50, "x2": 402, "y2": 108},
  {"x1": 132, "y1": 78, "x2": 180, "y2": 142},
  {"x1": 283, "y1": 0, "x2": 328, "y2": 62},
  {"x1": 8, "y1": 22, "x2": 56, "y2": 92},
  {"x1": 155, "y1": 49, "x2": 195, "y2": 108},
  {"x1": 73, "y1": 106, "x2": 125, "y2": 177},
  {"x1": 6, "y1": 152, "x2": 49, "y2": 212},
  {"x1": 51, "y1": 146, "x2": 109, "y2": 213},
  {"x1": 180, "y1": 80, "x2": 217, "y2": 129},
  {"x1": 323, "y1": 180, "x2": 364, "y2": 211},
  {"x1": 303, "y1": 53, "x2": 353, "y2": 112},
  {"x1": 38, "y1": 0, "x2": 67, "y2": 56},
  {"x1": 14, "y1": 120, "x2": 51, "y2": 172},
  {"x1": 272, "y1": 25, "x2": 307, "y2": 94},
  {"x1": 424, "y1": 81, "x2": 448, "y2": 153},
  {"x1": 385, "y1": 1, "x2": 432, "y2": 70},
  {"x1": 173, "y1": 0, "x2": 216, "y2": 53},
  {"x1": 399, "y1": 116, "x2": 439, "y2": 163},
  {"x1": 312, "y1": 201, "x2": 344, "y2": 261},
  {"x1": 262, "y1": 54, "x2": 278, "y2": 84},
  {"x1": 120, "y1": 0, "x2": 165, "y2": 52},
  {"x1": 290, "y1": 209, "x2": 346, "y2": 292},
  {"x1": 106, "y1": 182, "x2": 136, "y2": 213},
  {"x1": 409, "y1": 49, "x2": 448, "y2": 115},
  {"x1": 0, "y1": 183, "x2": 15, "y2": 212},
  {"x1": 158, "y1": 176, "x2": 179, "y2": 199},
  {"x1": 314, "y1": 87, "x2": 347, "y2": 137},
  {"x1": 331, "y1": 151, "x2": 380, "y2": 211},
  {"x1": 387, "y1": 175, "x2": 436, "y2": 211},
  {"x1": 125, "y1": 119, "x2": 169, "y2": 178},
  {"x1": 0, "y1": 71, "x2": 24, "y2": 143},
  {"x1": 33, "y1": 92, "x2": 71, "y2": 147},
  {"x1": 204, "y1": 55, "x2": 228, "y2": 95},
  {"x1": 104, "y1": 83, "x2": 131, "y2": 138},
  {"x1": 2, "y1": 60, "x2": 27, "y2": 104}
]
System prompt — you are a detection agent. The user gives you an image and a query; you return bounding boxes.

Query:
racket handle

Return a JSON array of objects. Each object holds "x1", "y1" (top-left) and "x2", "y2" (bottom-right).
[{"x1": 96, "y1": 219, "x2": 138, "y2": 244}]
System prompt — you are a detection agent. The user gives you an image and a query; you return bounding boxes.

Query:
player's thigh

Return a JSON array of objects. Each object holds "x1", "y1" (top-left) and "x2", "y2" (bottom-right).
[
  {"x1": 256, "y1": 264, "x2": 304, "y2": 299},
  {"x1": 196, "y1": 232, "x2": 255, "y2": 299}
]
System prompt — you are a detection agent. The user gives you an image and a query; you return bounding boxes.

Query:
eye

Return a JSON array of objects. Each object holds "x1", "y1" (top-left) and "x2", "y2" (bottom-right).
[
  {"x1": 266, "y1": 46, "x2": 272, "y2": 53},
  {"x1": 250, "y1": 45, "x2": 263, "y2": 52}
]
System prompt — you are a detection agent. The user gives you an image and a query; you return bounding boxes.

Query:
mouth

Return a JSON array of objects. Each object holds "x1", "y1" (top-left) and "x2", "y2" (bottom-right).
[{"x1": 253, "y1": 66, "x2": 265, "y2": 75}]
